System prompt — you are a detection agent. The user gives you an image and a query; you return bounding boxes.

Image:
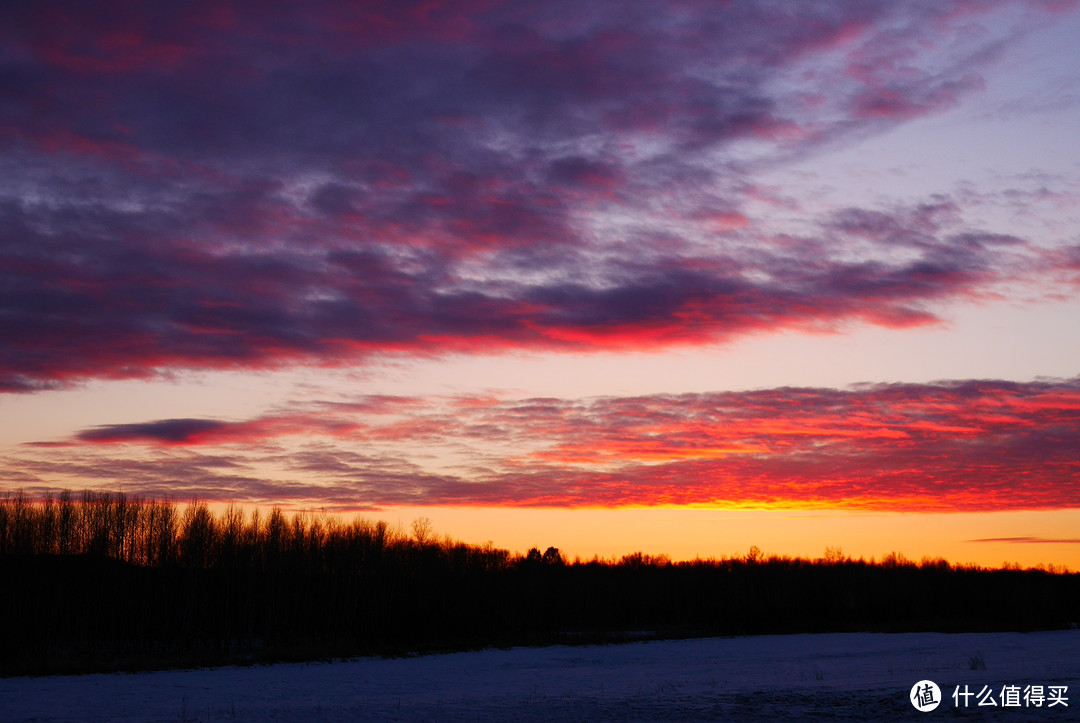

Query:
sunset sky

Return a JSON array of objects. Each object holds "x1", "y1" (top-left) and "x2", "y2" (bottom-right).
[{"x1": 3, "y1": 0, "x2": 1079, "y2": 567}]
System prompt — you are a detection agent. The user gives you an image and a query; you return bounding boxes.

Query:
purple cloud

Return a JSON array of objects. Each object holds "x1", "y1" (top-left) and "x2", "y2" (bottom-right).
[
  {"x1": 76, "y1": 419, "x2": 232, "y2": 445},
  {"x1": 0, "y1": 1, "x2": 1074, "y2": 390}
]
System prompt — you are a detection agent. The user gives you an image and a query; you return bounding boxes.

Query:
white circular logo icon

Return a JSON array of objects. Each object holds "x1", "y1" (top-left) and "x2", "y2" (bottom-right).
[{"x1": 910, "y1": 680, "x2": 942, "y2": 712}]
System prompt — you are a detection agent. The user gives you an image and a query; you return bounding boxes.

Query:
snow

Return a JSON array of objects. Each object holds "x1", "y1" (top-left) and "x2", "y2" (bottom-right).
[{"x1": 3, "y1": 631, "x2": 1078, "y2": 721}]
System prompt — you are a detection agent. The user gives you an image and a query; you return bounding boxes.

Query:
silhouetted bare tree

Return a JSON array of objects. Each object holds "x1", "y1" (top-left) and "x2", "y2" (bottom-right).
[{"x1": 1, "y1": 490, "x2": 1078, "y2": 676}]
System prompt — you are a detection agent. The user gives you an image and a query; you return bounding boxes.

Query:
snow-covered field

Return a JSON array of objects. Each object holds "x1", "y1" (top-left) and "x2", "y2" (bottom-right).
[{"x1": 3, "y1": 631, "x2": 1078, "y2": 721}]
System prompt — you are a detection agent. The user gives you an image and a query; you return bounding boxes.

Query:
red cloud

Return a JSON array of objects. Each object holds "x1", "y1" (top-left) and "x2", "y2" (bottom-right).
[{"x1": 22, "y1": 378, "x2": 1080, "y2": 513}]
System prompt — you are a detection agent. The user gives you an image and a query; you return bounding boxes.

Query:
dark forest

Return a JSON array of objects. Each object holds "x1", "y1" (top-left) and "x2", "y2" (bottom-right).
[{"x1": 2, "y1": 491, "x2": 1077, "y2": 676}]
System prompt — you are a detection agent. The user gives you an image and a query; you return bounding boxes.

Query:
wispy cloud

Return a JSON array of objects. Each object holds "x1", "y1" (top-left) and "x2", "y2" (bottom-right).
[
  {"x1": 1, "y1": 1, "x2": 1075, "y2": 392},
  {"x1": 15, "y1": 377, "x2": 1080, "y2": 512},
  {"x1": 969, "y1": 537, "x2": 1080, "y2": 544}
]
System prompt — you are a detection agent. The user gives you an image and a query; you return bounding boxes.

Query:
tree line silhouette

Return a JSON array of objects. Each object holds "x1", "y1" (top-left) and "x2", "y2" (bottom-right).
[{"x1": 2, "y1": 491, "x2": 1078, "y2": 675}]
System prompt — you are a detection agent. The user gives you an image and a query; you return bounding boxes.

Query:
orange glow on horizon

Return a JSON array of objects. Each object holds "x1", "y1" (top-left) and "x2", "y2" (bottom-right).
[{"x1": 324, "y1": 505, "x2": 1080, "y2": 571}]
